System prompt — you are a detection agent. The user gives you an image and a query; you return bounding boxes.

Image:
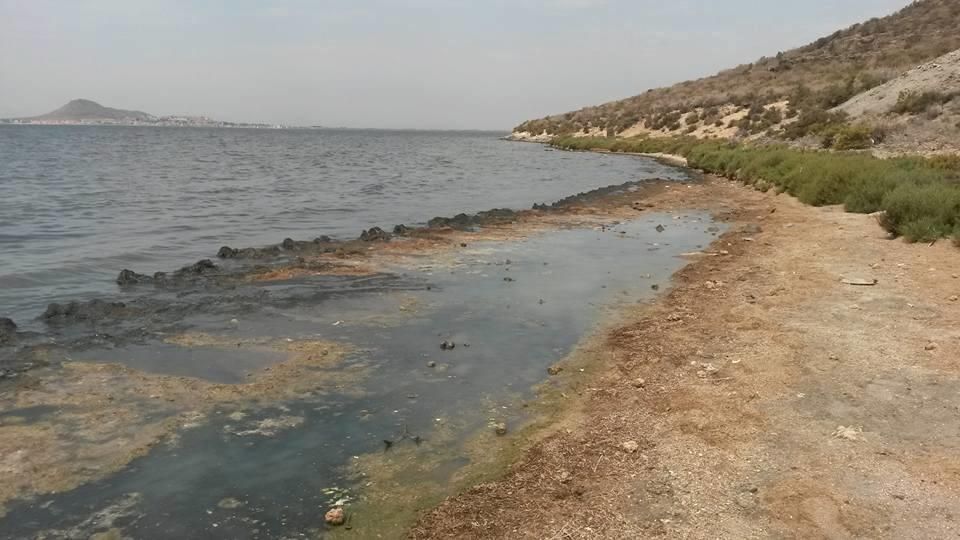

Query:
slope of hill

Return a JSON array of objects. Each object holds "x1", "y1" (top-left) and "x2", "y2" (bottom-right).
[
  {"x1": 833, "y1": 48, "x2": 960, "y2": 153},
  {"x1": 26, "y1": 99, "x2": 156, "y2": 122},
  {"x1": 513, "y1": 0, "x2": 960, "y2": 151}
]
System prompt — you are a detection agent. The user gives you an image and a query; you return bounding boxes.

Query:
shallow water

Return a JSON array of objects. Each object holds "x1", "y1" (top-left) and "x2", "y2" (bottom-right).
[
  {"x1": 0, "y1": 213, "x2": 723, "y2": 539},
  {"x1": 0, "y1": 126, "x2": 688, "y2": 324}
]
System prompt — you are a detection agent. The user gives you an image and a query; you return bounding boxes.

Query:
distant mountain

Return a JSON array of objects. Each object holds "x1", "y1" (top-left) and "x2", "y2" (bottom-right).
[{"x1": 24, "y1": 99, "x2": 156, "y2": 122}]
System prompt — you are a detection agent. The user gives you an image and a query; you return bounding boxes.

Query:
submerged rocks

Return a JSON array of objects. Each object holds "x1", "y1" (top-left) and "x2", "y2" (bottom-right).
[
  {"x1": 428, "y1": 208, "x2": 517, "y2": 231},
  {"x1": 428, "y1": 213, "x2": 474, "y2": 230},
  {"x1": 42, "y1": 299, "x2": 129, "y2": 323},
  {"x1": 359, "y1": 227, "x2": 391, "y2": 242},
  {"x1": 440, "y1": 340, "x2": 456, "y2": 351},
  {"x1": 0, "y1": 317, "x2": 17, "y2": 344},
  {"x1": 217, "y1": 246, "x2": 240, "y2": 259},
  {"x1": 179, "y1": 259, "x2": 218, "y2": 275},
  {"x1": 116, "y1": 269, "x2": 153, "y2": 286}
]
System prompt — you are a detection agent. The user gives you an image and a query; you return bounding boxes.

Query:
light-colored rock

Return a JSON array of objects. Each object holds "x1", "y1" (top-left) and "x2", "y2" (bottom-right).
[{"x1": 325, "y1": 506, "x2": 346, "y2": 526}]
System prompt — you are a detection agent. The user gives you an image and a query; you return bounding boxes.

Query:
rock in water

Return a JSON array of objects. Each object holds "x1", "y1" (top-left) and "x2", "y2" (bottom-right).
[
  {"x1": 0, "y1": 317, "x2": 16, "y2": 343},
  {"x1": 655, "y1": 224, "x2": 666, "y2": 233},
  {"x1": 324, "y1": 506, "x2": 345, "y2": 526},
  {"x1": 217, "y1": 246, "x2": 239, "y2": 258},
  {"x1": 359, "y1": 227, "x2": 391, "y2": 242},
  {"x1": 116, "y1": 269, "x2": 152, "y2": 285},
  {"x1": 393, "y1": 224, "x2": 411, "y2": 235},
  {"x1": 494, "y1": 422, "x2": 508, "y2": 436},
  {"x1": 440, "y1": 340, "x2": 456, "y2": 350}
]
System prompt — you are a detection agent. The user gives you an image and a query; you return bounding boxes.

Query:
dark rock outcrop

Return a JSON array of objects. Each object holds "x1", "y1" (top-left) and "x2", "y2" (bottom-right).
[
  {"x1": 42, "y1": 299, "x2": 129, "y2": 323},
  {"x1": 360, "y1": 227, "x2": 391, "y2": 242},
  {"x1": 0, "y1": 318, "x2": 16, "y2": 344},
  {"x1": 218, "y1": 246, "x2": 240, "y2": 259},
  {"x1": 117, "y1": 269, "x2": 153, "y2": 286}
]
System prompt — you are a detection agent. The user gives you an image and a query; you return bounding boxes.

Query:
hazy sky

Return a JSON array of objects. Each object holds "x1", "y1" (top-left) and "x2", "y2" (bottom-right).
[{"x1": 1, "y1": 0, "x2": 909, "y2": 130}]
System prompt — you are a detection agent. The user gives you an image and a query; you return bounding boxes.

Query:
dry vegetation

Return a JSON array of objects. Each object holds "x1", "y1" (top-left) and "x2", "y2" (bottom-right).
[{"x1": 515, "y1": 0, "x2": 960, "y2": 149}]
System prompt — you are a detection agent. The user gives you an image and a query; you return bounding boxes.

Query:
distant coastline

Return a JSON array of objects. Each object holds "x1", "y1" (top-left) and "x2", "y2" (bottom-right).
[
  {"x1": 2, "y1": 98, "x2": 286, "y2": 129},
  {"x1": 0, "y1": 119, "x2": 288, "y2": 129}
]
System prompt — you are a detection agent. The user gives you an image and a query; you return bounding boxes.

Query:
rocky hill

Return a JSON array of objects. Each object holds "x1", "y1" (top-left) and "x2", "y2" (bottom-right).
[
  {"x1": 25, "y1": 99, "x2": 156, "y2": 122},
  {"x1": 513, "y1": 0, "x2": 960, "y2": 152}
]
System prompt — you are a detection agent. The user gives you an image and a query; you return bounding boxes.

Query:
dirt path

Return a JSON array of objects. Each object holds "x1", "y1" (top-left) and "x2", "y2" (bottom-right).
[{"x1": 410, "y1": 176, "x2": 960, "y2": 539}]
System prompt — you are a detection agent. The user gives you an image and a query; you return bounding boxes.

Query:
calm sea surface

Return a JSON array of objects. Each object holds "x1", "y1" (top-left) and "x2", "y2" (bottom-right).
[{"x1": 0, "y1": 126, "x2": 686, "y2": 324}]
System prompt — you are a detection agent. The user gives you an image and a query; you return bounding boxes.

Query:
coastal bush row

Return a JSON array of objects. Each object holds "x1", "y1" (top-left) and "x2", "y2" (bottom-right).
[{"x1": 551, "y1": 136, "x2": 960, "y2": 243}]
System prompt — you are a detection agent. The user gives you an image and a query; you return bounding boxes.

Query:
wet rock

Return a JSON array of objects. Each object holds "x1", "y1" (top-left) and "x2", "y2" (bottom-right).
[
  {"x1": 116, "y1": 269, "x2": 152, "y2": 286},
  {"x1": 359, "y1": 227, "x2": 391, "y2": 242},
  {"x1": 281, "y1": 238, "x2": 296, "y2": 250},
  {"x1": 707, "y1": 226, "x2": 721, "y2": 233},
  {"x1": 440, "y1": 340, "x2": 456, "y2": 351},
  {"x1": 325, "y1": 506, "x2": 346, "y2": 526},
  {"x1": 655, "y1": 224, "x2": 665, "y2": 233},
  {"x1": 42, "y1": 299, "x2": 129, "y2": 323},
  {"x1": 179, "y1": 259, "x2": 218, "y2": 275},
  {"x1": 547, "y1": 365, "x2": 563, "y2": 376},
  {"x1": 393, "y1": 224, "x2": 411, "y2": 235},
  {"x1": 217, "y1": 246, "x2": 239, "y2": 259},
  {"x1": 426, "y1": 360, "x2": 437, "y2": 368},
  {"x1": 428, "y1": 213, "x2": 474, "y2": 230},
  {"x1": 621, "y1": 440, "x2": 640, "y2": 453},
  {"x1": 494, "y1": 422, "x2": 508, "y2": 436},
  {"x1": 503, "y1": 277, "x2": 515, "y2": 282},
  {"x1": 0, "y1": 317, "x2": 16, "y2": 344},
  {"x1": 313, "y1": 235, "x2": 332, "y2": 243},
  {"x1": 476, "y1": 208, "x2": 517, "y2": 222},
  {"x1": 651, "y1": 284, "x2": 660, "y2": 291}
]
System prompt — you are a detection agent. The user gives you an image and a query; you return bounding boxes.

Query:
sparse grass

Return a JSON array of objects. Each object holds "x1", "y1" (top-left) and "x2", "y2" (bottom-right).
[{"x1": 552, "y1": 136, "x2": 960, "y2": 243}]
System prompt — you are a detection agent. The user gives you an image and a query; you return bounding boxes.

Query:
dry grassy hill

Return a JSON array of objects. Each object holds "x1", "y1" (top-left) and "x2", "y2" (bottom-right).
[{"x1": 514, "y1": 0, "x2": 960, "y2": 152}]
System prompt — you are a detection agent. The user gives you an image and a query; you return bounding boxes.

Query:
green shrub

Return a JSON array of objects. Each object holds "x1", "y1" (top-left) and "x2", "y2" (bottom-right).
[
  {"x1": 828, "y1": 124, "x2": 875, "y2": 150},
  {"x1": 891, "y1": 90, "x2": 958, "y2": 115},
  {"x1": 879, "y1": 183, "x2": 960, "y2": 241},
  {"x1": 549, "y1": 135, "x2": 960, "y2": 244}
]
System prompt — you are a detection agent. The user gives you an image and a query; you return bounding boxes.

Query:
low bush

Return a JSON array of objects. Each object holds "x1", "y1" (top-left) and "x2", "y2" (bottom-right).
[
  {"x1": 891, "y1": 90, "x2": 958, "y2": 115},
  {"x1": 550, "y1": 135, "x2": 960, "y2": 243}
]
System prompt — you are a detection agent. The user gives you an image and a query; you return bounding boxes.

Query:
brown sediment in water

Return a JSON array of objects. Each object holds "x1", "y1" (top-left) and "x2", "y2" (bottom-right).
[{"x1": 0, "y1": 336, "x2": 354, "y2": 515}]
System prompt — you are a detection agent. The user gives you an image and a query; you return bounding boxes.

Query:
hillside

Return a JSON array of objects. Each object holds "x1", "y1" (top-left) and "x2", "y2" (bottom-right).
[
  {"x1": 24, "y1": 99, "x2": 155, "y2": 122},
  {"x1": 513, "y1": 0, "x2": 960, "y2": 152}
]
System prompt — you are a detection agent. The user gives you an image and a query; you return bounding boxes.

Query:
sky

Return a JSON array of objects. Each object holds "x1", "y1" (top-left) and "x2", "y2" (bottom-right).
[{"x1": 0, "y1": 0, "x2": 910, "y2": 130}]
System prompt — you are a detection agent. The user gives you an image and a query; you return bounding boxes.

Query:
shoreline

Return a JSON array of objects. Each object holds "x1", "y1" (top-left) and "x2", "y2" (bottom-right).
[
  {"x1": 0, "y1": 173, "x2": 710, "y2": 531},
  {"x1": 411, "y1": 155, "x2": 960, "y2": 537}
]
